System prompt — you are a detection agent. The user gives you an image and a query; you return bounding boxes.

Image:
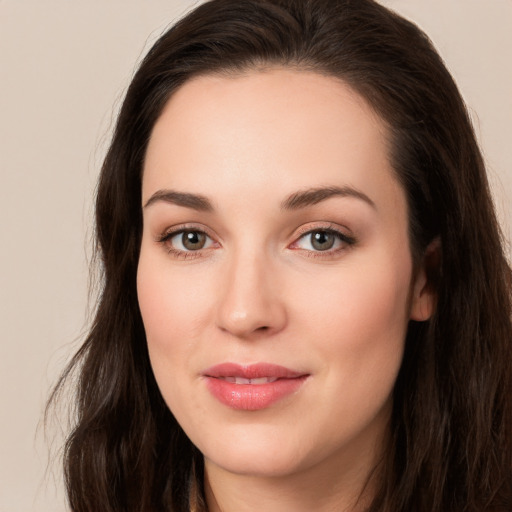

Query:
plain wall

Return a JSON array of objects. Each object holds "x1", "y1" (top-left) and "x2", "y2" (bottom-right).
[{"x1": 1, "y1": 1, "x2": 510, "y2": 510}]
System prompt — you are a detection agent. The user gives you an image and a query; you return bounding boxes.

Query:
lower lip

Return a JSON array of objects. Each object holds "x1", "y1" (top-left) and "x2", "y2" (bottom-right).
[{"x1": 204, "y1": 376, "x2": 308, "y2": 411}]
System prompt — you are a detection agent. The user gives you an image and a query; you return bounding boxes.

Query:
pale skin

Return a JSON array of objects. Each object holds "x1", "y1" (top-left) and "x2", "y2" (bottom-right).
[{"x1": 137, "y1": 69, "x2": 436, "y2": 511}]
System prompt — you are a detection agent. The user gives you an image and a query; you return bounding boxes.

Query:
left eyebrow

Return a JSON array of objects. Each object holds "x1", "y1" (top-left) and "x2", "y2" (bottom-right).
[{"x1": 281, "y1": 186, "x2": 376, "y2": 210}]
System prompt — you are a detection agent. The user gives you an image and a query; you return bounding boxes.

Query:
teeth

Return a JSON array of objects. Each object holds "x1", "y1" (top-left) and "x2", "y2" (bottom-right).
[
  {"x1": 221, "y1": 376, "x2": 278, "y2": 384},
  {"x1": 250, "y1": 377, "x2": 278, "y2": 384}
]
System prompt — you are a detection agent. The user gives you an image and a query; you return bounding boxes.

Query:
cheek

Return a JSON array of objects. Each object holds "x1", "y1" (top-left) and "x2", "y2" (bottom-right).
[
  {"x1": 137, "y1": 252, "x2": 213, "y2": 423},
  {"x1": 292, "y1": 250, "x2": 411, "y2": 338},
  {"x1": 136, "y1": 247, "x2": 210, "y2": 392},
  {"x1": 342, "y1": 268, "x2": 410, "y2": 346},
  {"x1": 290, "y1": 248, "x2": 412, "y2": 392},
  {"x1": 289, "y1": 254, "x2": 411, "y2": 449},
  {"x1": 137, "y1": 247, "x2": 210, "y2": 341}
]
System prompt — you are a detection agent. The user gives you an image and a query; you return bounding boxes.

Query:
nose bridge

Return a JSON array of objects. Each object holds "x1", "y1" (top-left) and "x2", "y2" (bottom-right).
[{"x1": 216, "y1": 244, "x2": 286, "y2": 338}]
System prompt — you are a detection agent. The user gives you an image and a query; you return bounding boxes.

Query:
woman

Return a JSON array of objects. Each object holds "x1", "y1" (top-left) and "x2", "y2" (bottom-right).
[{"x1": 51, "y1": 0, "x2": 512, "y2": 510}]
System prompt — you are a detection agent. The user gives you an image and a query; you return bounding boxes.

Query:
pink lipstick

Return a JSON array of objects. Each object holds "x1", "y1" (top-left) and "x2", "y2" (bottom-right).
[{"x1": 202, "y1": 363, "x2": 308, "y2": 411}]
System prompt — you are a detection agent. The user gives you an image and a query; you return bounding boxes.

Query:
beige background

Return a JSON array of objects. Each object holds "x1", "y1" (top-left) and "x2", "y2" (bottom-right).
[{"x1": 1, "y1": 1, "x2": 510, "y2": 510}]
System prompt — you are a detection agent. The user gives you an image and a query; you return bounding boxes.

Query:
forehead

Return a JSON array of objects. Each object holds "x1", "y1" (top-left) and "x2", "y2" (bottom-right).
[{"x1": 143, "y1": 68, "x2": 402, "y2": 214}]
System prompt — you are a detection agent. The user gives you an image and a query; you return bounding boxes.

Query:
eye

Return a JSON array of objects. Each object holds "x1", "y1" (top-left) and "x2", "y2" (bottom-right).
[
  {"x1": 173, "y1": 230, "x2": 211, "y2": 251},
  {"x1": 292, "y1": 228, "x2": 355, "y2": 253},
  {"x1": 158, "y1": 228, "x2": 216, "y2": 256}
]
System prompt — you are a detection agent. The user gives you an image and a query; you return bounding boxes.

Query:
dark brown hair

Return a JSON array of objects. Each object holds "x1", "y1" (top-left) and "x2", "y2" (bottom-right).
[{"x1": 49, "y1": 0, "x2": 512, "y2": 510}]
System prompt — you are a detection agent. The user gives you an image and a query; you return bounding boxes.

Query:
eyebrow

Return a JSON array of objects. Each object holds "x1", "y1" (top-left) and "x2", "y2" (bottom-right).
[
  {"x1": 281, "y1": 186, "x2": 376, "y2": 210},
  {"x1": 143, "y1": 185, "x2": 375, "y2": 212},
  {"x1": 143, "y1": 190, "x2": 214, "y2": 211}
]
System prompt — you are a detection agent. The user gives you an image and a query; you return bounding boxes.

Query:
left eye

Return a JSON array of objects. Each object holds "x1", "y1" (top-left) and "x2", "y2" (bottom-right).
[
  {"x1": 168, "y1": 230, "x2": 214, "y2": 251},
  {"x1": 294, "y1": 229, "x2": 349, "y2": 252}
]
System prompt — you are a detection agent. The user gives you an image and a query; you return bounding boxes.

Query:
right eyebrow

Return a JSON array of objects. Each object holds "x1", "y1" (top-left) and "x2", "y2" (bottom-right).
[{"x1": 143, "y1": 189, "x2": 214, "y2": 212}]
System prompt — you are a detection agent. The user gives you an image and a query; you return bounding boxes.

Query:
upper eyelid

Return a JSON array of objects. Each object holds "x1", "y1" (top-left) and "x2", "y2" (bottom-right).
[
  {"x1": 292, "y1": 222, "x2": 353, "y2": 239},
  {"x1": 156, "y1": 223, "x2": 217, "y2": 242}
]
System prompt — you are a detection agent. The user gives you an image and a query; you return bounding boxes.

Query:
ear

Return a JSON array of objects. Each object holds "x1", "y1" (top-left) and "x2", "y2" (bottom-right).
[{"x1": 410, "y1": 237, "x2": 441, "y2": 321}]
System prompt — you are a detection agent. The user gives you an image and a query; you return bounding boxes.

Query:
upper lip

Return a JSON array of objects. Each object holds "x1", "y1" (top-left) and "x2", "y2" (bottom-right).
[{"x1": 202, "y1": 362, "x2": 307, "y2": 379}]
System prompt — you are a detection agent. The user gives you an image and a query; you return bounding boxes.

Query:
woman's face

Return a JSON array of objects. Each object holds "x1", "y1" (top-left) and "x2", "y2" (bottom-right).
[{"x1": 137, "y1": 69, "x2": 433, "y2": 480}]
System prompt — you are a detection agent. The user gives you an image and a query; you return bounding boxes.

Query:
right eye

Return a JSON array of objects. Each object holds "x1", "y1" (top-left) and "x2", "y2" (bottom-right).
[
  {"x1": 158, "y1": 228, "x2": 217, "y2": 258},
  {"x1": 171, "y1": 230, "x2": 212, "y2": 251}
]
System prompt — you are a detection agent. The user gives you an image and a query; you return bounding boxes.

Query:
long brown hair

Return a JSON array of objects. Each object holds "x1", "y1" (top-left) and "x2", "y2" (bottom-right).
[{"x1": 49, "y1": 0, "x2": 512, "y2": 510}]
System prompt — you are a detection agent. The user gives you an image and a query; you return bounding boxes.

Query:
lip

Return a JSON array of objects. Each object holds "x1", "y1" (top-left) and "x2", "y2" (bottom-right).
[{"x1": 202, "y1": 363, "x2": 309, "y2": 411}]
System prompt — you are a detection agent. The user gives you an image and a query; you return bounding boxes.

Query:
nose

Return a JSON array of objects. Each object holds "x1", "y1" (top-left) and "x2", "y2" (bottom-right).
[{"x1": 215, "y1": 249, "x2": 287, "y2": 339}]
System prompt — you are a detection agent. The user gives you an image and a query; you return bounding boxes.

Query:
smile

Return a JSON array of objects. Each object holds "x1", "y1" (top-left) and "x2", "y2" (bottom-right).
[
  {"x1": 202, "y1": 363, "x2": 309, "y2": 411},
  {"x1": 220, "y1": 376, "x2": 278, "y2": 384}
]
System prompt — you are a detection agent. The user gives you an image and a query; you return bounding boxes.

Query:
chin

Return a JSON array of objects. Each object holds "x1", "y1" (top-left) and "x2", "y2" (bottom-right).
[
  {"x1": 205, "y1": 448, "x2": 308, "y2": 478},
  {"x1": 198, "y1": 423, "x2": 321, "y2": 478}
]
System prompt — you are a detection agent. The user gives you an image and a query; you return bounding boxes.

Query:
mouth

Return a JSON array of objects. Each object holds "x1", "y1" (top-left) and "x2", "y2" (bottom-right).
[
  {"x1": 218, "y1": 376, "x2": 279, "y2": 384},
  {"x1": 202, "y1": 363, "x2": 309, "y2": 410}
]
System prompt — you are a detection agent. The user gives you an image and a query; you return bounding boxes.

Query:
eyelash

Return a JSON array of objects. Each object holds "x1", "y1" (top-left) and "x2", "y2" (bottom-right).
[
  {"x1": 156, "y1": 223, "x2": 356, "y2": 260},
  {"x1": 156, "y1": 224, "x2": 218, "y2": 260},
  {"x1": 290, "y1": 224, "x2": 356, "y2": 259}
]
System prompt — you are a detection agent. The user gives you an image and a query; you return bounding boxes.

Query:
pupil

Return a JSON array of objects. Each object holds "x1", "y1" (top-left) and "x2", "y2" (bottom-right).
[
  {"x1": 312, "y1": 231, "x2": 335, "y2": 251},
  {"x1": 182, "y1": 231, "x2": 205, "y2": 250}
]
